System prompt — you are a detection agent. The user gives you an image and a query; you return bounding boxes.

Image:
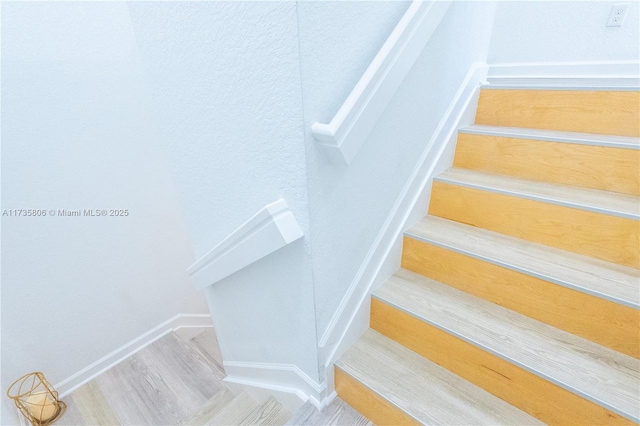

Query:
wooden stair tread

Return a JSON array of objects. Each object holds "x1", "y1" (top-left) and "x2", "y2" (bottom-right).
[
  {"x1": 373, "y1": 269, "x2": 640, "y2": 422},
  {"x1": 459, "y1": 124, "x2": 640, "y2": 150},
  {"x1": 285, "y1": 398, "x2": 372, "y2": 426},
  {"x1": 190, "y1": 328, "x2": 225, "y2": 375},
  {"x1": 336, "y1": 329, "x2": 542, "y2": 425},
  {"x1": 406, "y1": 216, "x2": 640, "y2": 309},
  {"x1": 208, "y1": 392, "x2": 261, "y2": 425},
  {"x1": 182, "y1": 387, "x2": 236, "y2": 425},
  {"x1": 239, "y1": 396, "x2": 290, "y2": 426},
  {"x1": 435, "y1": 168, "x2": 639, "y2": 219}
]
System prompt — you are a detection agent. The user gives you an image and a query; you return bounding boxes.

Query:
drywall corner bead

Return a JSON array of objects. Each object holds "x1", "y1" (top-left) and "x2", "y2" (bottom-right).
[
  {"x1": 311, "y1": 0, "x2": 453, "y2": 166},
  {"x1": 187, "y1": 199, "x2": 304, "y2": 289}
]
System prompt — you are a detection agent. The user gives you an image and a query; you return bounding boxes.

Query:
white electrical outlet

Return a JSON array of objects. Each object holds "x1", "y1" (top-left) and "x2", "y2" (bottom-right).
[{"x1": 607, "y1": 3, "x2": 629, "y2": 27}]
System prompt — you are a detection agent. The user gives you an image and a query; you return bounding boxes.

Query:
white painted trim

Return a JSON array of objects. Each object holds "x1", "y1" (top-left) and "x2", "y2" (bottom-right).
[
  {"x1": 188, "y1": 199, "x2": 304, "y2": 290},
  {"x1": 55, "y1": 314, "x2": 212, "y2": 397},
  {"x1": 318, "y1": 63, "x2": 488, "y2": 372},
  {"x1": 223, "y1": 361, "x2": 335, "y2": 411},
  {"x1": 485, "y1": 60, "x2": 640, "y2": 89},
  {"x1": 311, "y1": 0, "x2": 452, "y2": 166}
]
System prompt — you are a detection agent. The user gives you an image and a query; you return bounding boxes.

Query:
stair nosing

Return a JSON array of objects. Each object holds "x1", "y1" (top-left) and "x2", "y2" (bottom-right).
[
  {"x1": 404, "y1": 226, "x2": 640, "y2": 310},
  {"x1": 337, "y1": 330, "x2": 543, "y2": 425},
  {"x1": 479, "y1": 83, "x2": 640, "y2": 93},
  {"x1": 458, "y1": 124, "x2": 640, "y2": 150},
  {"x1": 373, "y1": 272, "x2": 640, "y2": 423},
  {"x1": 238, "y1": 396, "x2": 289, "y2": 426},
  {"x1": 433, "y1": 169, "x2": 639, "y2": 220},
  {"x1": 209, "y1": 391, "x2": 260, "y2": 425},
  {"x1": 334, "y1": 363, "x2": 423, "y2": 424},
  {"x1": 372, "y1": 290, "x2": 639, "y2": 424}
]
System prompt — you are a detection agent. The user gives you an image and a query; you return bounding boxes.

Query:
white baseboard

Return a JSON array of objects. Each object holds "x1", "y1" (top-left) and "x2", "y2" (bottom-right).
[
  {"x1": 223, "y1": 361, "x2": 334, "y2": 412},
  {"x1": 55, "y1": 314, "x2": 212, "y2": 397},
  {"x1": 486, "y1": 60, "x2": 640, "y2": 89},
  {"x1": 317, "y1": 62, "x2": 488, "y2": 381}
]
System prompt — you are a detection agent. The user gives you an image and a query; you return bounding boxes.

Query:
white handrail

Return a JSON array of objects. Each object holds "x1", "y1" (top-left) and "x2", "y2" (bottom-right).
[
  {"x1": 187, "y1": 199, "x2": 304, "y2": 289},
  {"x1": 311, "y1": 0, "x2": 452, "y2": 165}
]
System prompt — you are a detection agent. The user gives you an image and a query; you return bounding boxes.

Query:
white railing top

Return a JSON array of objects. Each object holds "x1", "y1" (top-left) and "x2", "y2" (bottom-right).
[
  {"x1": 311, "y1": 0, "x2": 452, "y2": 166},
  {"x1": 188, "y1": 199, "x2": 303, "y2": 289}
]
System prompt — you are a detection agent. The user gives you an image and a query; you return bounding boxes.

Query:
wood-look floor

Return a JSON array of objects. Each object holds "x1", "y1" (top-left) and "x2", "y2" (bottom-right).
[
  {"x1": 285, "y1": 398, "x2": 372, "y2": 426},
  {"x1": 334, "y1": 368, "x2": 419, "y2": 426},
  {"x1": 406, "y1": 215, "x2": 640, "y2": 308},
  {"x1": 371, "y1": 297, "x2": 636, "y2": 426},
  {"x1": 371, "y1": 270, "x2": 640, "y2": 425},
  {"x1": 402, "y1": 215, "x2": 640, "y2": 358},
  {"x1": 429, "y1": 180, "x2": 640, "y2": 268},
  {"x1": 336, "y1": 329, "x2": 542, "y2": 426},
  {"x1": 402, "y1": 235, "x2": 640, "y2": 359},
  {"x1": 56, "y1": 329, "x2": 367, "y2": 426},
  {"x1": 57, "y1": 330, "x2": 226, "y2": 426}
]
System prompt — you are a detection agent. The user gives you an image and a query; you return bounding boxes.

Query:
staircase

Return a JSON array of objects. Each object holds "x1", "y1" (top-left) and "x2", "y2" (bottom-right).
[{"x1": 335, "y1": 88, "x2": 640, "y2": 425}]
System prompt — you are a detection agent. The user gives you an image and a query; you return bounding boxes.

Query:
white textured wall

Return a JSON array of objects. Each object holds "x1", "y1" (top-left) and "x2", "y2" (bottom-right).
[
  {"x1": 1, "y1": 4, "x2": 207, "y2": 423},
  {"x1": 126, "y1": 2, "x2": 320, "y2": 381},
  {"x1": 296, "y1": 1, "x2": 411, "y2": 125},
  {"x1": 1, "y1": 3, "x2": 500, "y2": 408},
  {"x1": 488, "y1": 1, "x2": 640, "y2": 63},
  {"x1": 296, "y1": 0, "x2": 409, "y2": 343},
  {"x1": 298, "y1": 1, "x2": 496, "y2": 344}
]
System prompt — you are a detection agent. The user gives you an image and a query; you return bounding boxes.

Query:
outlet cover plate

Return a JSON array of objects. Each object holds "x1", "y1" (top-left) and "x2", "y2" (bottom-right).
[{"x1": 607, "y1": 3, "x2": 629, "y2": 27}]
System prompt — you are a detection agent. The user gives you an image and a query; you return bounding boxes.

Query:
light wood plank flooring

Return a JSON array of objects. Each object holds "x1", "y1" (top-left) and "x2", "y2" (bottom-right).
[
  {"x1": 56, "y1": 329, "x2": 366, "y2": 425},
  {"x1": 285, "y1": 399, "x2": 372, "y2": 426}
]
